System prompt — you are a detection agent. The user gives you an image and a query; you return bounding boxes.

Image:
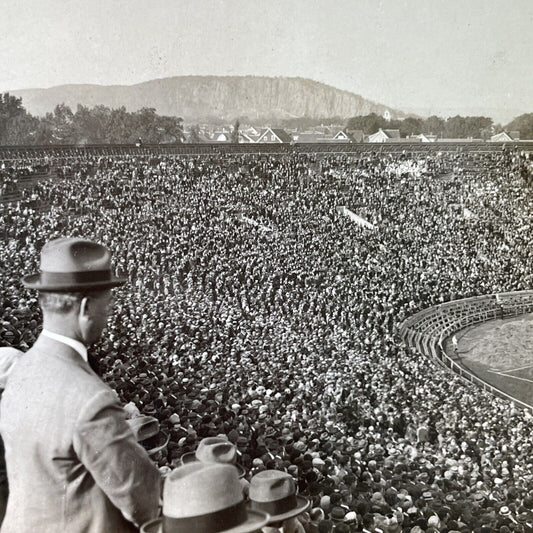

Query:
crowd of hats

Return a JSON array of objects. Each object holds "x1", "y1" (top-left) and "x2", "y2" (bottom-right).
[
  {"x1": 0, "y1": 161, "x2": 52, "y2": 196},
  {"x1": 1, "y1": 148, "x2": 533, "y2": 532}
]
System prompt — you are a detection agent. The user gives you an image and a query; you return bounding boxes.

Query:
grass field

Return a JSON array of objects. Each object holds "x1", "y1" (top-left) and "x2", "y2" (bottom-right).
[{"x1": 444, "y1": 312, "x2": 533, "y2": 407}]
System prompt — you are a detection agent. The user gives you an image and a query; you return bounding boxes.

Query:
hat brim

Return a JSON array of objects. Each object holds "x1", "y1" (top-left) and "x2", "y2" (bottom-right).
[
  {"x1": 142, "y1": 431, "x2": 170, "y2": 456},
  {"x1": 251, "y1": 495, "x2": 310, "y2": 523},
  {"x1": 128, "y1": 416, "x2": 160, "y2": 442},
  {"x1": 141, "y1": 510, "x2": 269, "y2": 533},
  {"x1": 179, "y1": 453, "x2": 246, "y2": 478},
  {"x1": 179, "y1": 451, "x2": 198, "y2": 465},
  {"x1": 22, "y1": 273, "x2": 127, "y2": 292},
  {"x1": 141, "y1": 517, "x2": 162, "y2": 533}
]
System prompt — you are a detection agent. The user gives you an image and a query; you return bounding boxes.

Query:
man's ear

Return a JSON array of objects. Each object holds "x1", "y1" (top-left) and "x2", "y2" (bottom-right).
[{"x1": 79, "y1": 296, "x2": 90, "y2": 319}]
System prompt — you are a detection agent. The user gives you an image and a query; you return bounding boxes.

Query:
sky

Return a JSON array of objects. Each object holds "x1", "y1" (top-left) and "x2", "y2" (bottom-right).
[{"x1": 1, "y1": 0, "x2": 532, "y2": 120}]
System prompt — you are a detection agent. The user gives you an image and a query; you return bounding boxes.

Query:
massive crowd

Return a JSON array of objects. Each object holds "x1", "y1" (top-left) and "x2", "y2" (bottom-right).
[{"x1": 1, "y1": 146, "x2": 532, "y2": 532}]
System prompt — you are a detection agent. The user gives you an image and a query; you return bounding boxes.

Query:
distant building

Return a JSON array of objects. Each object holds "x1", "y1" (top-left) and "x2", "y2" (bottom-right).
[
  {"x1": 314, "y1": 125, "x2": 342, "y2": 136},
  {"x1": 238, "y1": 132, "x2": 256, "y2": 143},
  {"x1": 409, "y1": 133, "x2": 438, "y2": 143},
  {"x1": 383, "y1": 110, "x2": 392, "y2": 121},
  {"x1": 292, "y1": 132, "x2": 327, "y2": 143},
  {"x1": 332, "y1": 130, "x2": 351, "y2": 143},
  {"x1": 244, "y1": 126, "x2": 261, "y2": 137},
  {"x1": 490, "y1": 131, "x2": 520, "y2": 142},
  {"x1": 331, "y1": 129, "x2": 364, "y2": 143},
  {"x1": 256, "y1": 127, "x2": 292, "y2": 143},
  {"x1": 212, "y1": 131, "x2": 231, "y2": 142},
  {"x1": 367, "y1": 128, "x2": 401, "y2": 143}
]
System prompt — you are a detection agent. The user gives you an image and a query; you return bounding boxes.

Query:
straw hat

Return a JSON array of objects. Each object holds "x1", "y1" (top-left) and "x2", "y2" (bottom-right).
[
  {"x1": 22, "y1": 237, "x2": 126, "y2": 291},
  {"x1": 141, "y1": 463, "x2": 269, "y2": 533},
  {"x1": 180, "y1": 436, "x2": 246, "y2": 478},
  {"x1": 248, "y1": 470, "x2": 310, "y2": 523}
]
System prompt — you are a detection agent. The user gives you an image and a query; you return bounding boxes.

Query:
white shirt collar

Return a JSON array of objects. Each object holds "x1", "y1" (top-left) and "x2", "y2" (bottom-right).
[{"x1": 41, "y1": 329, "x2": 88, "y2": 362}]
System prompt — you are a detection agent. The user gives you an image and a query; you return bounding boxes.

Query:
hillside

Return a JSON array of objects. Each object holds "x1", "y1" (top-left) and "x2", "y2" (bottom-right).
[{"x1": 11, "y1": 76, "x2": 403, "y2": 122}]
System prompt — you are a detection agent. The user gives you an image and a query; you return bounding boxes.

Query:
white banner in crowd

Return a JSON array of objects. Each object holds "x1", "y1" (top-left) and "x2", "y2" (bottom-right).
[
  {"x1": 463, "y1": 207, "x2": 477, "y2": 220},
  {"x1": 239, "y1": 214, "x2": 275, "y2": 233},
  {"x1": 337, "y1": 206, "x2": 376, "y2": 230}
]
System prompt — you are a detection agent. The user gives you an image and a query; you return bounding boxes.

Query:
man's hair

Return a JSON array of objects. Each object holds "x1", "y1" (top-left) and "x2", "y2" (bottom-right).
[{"x1": 38, "y1": 290, "x2": 106, "y2": 315}]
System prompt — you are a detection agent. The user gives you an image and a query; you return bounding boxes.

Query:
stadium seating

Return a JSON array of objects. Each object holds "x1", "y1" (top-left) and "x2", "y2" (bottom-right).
[
  {"x1": 1, "y1": 144, "x2": 533, "y2": 531},
  {"x1": 401, "y1": 291, "x2": 533, "y2": 406}
]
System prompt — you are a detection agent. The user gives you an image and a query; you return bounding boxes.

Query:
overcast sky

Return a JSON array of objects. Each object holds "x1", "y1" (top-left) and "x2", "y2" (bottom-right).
[{"x1": 1, "y1": 0, "x2": 532, "y2": 118}]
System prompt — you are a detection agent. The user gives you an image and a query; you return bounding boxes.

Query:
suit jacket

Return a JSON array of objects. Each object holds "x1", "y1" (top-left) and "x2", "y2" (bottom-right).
[
  {"x1": 0, "y1": 335, "x2": 161, "y2": 533},
  {"x1": 0, "y1": 347, "x2": 24, "y2": 526}
]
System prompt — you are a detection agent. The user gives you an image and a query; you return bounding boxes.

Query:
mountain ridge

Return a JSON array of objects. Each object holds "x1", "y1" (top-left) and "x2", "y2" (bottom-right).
[{"x1": 10, "y1": 75, "x2": 405, "y2": 122}]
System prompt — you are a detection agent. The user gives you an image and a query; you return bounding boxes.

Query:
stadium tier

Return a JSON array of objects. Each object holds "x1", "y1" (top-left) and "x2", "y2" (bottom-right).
[{"x1": 401, "y1": 291, "x2": 533, "y2": 408}]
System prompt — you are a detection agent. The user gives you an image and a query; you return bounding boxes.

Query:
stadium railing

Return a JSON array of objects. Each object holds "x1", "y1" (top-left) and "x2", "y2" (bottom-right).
[
  {"x1": 400, "y1": 290, "x2": 533, "y2": 409},
  {"x1": 1, "y1": 141, "x2": 533, "y2": 159}
]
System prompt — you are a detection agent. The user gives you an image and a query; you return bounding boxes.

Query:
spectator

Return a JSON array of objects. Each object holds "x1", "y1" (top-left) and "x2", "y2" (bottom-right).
[
  {"x1": 0, "y1": 238, "x2": 161, "y2": 532},
  {"x1": 141, "y1": 462, "x2": 269, "y2": 532},
  {"x1": 249, "y1": 470, "x2": 310, "y2": 532}
]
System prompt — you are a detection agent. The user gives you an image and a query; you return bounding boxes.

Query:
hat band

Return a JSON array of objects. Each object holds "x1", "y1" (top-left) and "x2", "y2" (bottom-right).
[
  {"x1": 163, "y1": 500, "x2": 247, "y2": 533},
  {"x1": 40, "y1": 269, "x2": 112, "y2": 285},
  {"x1": 251, "y1": 494, "x2": 298, "y2": 516},
  {"x1": 196, "y1": 452, "x2": 237, "y2": 464}
]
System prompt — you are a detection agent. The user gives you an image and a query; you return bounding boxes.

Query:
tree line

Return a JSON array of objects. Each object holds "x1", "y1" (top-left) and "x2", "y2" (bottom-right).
[
  {"x1": 346, "y1": 113, "x2": 533, "y2": 140},
  {"x1": 0, "y1": 93, "x2": 184, "y2": 145},
  {"x1": 1, "y1": 92, "x2": 532, "y2": 145}
]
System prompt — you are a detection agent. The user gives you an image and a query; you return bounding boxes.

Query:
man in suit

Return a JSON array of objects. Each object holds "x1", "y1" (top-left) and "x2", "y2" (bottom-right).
[
  {"x1": 0, "y1": 237, "x2": 161, "y2": 532},
  {"x1": 0, "y1": 347, "x2": 23, "y2": 525}
]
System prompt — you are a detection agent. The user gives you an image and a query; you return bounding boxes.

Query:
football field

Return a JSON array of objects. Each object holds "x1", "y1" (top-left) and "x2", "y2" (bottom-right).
[{"x1": 445, "y1": 312, "x2": 533, "y2": 407}]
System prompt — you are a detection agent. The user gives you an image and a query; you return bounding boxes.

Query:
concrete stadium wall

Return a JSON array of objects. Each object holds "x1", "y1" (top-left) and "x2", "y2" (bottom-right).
[{"x1": 400, "y1": 291, "x2": 533, "y2": 409}]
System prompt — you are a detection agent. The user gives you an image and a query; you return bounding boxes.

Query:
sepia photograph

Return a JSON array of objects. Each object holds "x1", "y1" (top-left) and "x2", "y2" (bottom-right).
[{"x1": 0, "y1": 1, "x2": 532, "y2": 531}]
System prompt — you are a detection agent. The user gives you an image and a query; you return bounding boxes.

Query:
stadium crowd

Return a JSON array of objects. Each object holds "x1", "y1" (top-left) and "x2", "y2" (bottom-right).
[{"x1": 1, "y1": 147, "x2": 533, "y2": 532}]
